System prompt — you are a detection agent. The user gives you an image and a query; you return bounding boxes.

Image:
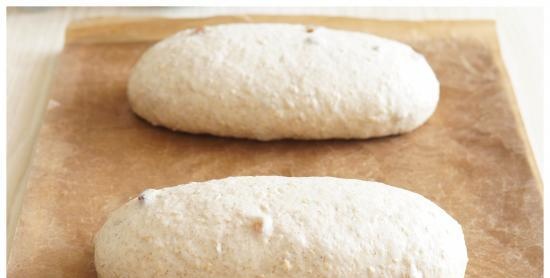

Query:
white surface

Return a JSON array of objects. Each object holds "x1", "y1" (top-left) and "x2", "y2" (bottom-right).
[
  {"x1": 129, "y1": 23, "x2": 439, "y2": 140},
  {"x1": 95, "y1": 176, "x2": 467, "y2": 277},
  {"x1": 6, "y1": 7, "x2": 543, "y2": 250}
]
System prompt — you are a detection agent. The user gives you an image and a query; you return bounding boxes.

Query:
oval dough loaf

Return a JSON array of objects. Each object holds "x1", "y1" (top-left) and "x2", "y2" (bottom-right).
[
  {"x1": 95, "y1": 176, "x2": 467, "y2": 277},
  {"x1": 128, "y1": 24, "x2": 439, "y2": 140}
]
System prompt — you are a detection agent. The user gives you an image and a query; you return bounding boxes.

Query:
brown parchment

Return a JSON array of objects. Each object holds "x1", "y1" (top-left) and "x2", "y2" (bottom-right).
[{"x1": 8, "y1": 16, "x2": 543, "y2": 277}]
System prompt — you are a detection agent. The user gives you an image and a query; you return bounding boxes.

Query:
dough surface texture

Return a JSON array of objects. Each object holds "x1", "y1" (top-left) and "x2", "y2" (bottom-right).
[
  {"x1": 95, "y1": 176, "x2": 467, "y2": 277},
  {"x1": 128, "y1": 24, "x2": 439, "y2": 140}
]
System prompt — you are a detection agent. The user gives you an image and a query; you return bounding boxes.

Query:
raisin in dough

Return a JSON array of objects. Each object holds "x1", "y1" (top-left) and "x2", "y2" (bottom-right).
[
  {"x1": 127, "y1": 24, "x2": 439, "y2": 140},
  {"x1": 95, "y1": 176, "x2": 467, "y2": 277}
]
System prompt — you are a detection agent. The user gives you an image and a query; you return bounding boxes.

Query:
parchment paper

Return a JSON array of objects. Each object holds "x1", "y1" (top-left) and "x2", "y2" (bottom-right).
[{"x1": 8, "y1": 15, "x2": 543, "y2": 277}]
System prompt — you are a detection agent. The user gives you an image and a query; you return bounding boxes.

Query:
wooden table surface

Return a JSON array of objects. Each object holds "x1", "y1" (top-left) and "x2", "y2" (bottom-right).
[{"x1": 6, "y1": 6, "x2": 543, "y2": 254}]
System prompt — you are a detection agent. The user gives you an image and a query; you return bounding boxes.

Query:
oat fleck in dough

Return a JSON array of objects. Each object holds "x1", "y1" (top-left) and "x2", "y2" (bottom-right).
[
  {"x1": 127, "y1": 24, "x2": 440, "y2": 140},
  {"x1": 95, "y1": 176, "x2": 467, "y2": 277}
]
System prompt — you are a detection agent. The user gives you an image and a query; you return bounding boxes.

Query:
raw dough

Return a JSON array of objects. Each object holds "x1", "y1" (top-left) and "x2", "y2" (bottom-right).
[
  {"x1": 95, "y1": 176, "x2": 467, "y2": 277},
  {"x1": 127, "y1": 24, "x2": 439, "y2": 140}
]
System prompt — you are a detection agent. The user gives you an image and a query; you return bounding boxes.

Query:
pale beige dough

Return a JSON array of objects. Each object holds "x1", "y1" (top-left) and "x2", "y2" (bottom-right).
[
  {"x1": 95, "y1": 176, "x2": 467, "y2": 277},
  {"x1": 128, "y1": 24, "x2": 439, "y2": 140}
]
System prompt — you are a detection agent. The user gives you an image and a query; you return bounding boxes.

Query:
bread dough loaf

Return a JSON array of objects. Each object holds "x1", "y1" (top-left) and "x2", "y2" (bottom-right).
[
  {"x1": 95, "y1": 176, "x2": 467, "y2": 277},
  {"x1": 128, "y1": 24, "x2": 439, "y2": 140}
]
